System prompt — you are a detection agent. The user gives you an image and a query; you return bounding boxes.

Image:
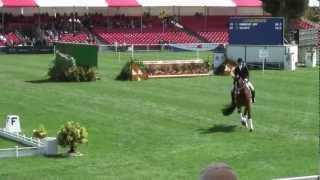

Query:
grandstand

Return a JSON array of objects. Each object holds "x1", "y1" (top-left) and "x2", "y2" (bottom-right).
[
  {"x1": 0, "y1": 0, "x2": 318, "y2": 48},
  {"x1": 0, "y1": 0, "x2": 264, "y2": 47}
]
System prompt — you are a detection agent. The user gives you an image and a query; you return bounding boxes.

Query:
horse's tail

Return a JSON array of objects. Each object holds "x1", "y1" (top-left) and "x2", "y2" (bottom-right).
[{"x1": 222, "y1": 103, "x2": 236, "y2": 116}]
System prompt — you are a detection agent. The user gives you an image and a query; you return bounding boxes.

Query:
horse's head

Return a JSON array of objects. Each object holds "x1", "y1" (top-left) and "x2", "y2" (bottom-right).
[{"x1": 235, "y1": 77, "x2": 245, "y2": 90}]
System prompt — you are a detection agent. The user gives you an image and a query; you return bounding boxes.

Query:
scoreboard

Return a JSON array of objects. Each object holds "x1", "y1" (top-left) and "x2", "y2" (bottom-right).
[{"x1": 229, "y1": 17, "x2": 284, "y2": 45}]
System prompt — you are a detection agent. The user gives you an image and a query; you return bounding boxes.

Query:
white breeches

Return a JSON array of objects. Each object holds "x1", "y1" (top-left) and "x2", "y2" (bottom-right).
[{"x1": 244, "y1": 79, "x2": 254, "y2": 91}]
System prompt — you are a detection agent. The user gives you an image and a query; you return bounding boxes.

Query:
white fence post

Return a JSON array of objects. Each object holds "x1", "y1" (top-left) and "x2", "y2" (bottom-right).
[
  {"x1": 196, "y1": 49, "x2": 199, "y2": 60},
  {"x1": 131, "y1": 44, "x2": 134, "y2": 59},
  {"x1": 263, "y1": 58, "x2": 265, "y2": 73},
  {"x1": 15, "y1": 146, "x2": 19, "y2": 158}
]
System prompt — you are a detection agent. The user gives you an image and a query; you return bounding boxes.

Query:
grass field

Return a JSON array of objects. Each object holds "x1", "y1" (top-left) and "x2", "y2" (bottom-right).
[{"x1": 0, "y1": 52, "x2": 318, "y2": 180}]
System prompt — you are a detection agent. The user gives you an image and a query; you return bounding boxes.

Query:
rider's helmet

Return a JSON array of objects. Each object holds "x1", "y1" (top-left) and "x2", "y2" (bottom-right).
[{"x1": 237, "y1": 58, "x2": 243, "y2": 64}]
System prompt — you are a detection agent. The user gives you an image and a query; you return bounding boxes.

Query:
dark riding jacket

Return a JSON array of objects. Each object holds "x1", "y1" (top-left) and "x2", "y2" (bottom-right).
[{"x1": 233, "y1": 64, "x2": 249, "y2": 84}]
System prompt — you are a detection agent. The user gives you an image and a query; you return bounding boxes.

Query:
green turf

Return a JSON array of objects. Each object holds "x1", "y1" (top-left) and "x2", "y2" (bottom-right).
[{"x1": 0, "y1": 52, "x2": 318, "y2": 180}]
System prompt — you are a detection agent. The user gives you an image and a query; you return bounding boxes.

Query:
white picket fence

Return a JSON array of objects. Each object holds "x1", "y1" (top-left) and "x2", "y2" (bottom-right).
[
  {"x1": 0, "y1": 146, "x2": 40, "y2": 158},
  {"x1": 0, "y1": 128, "x2": 45, "y2": 147},
  {"x1": 273, "y1": 175, "x2": 320, "y2": 180},
  {"x1": 0, "y1": 128, "x2": 45, "y2": 158}
]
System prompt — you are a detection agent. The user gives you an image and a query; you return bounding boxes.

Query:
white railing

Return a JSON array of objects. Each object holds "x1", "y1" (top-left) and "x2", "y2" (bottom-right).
[
  {"x1": 0, "y1": 128, "x2": 45, "y2": 147},
  {"x1": 0, "y1": 146, "x2": 40, "y2": 158},
  {"x1": 273, "y1": 175, "x2": 320, "y2": 180}
]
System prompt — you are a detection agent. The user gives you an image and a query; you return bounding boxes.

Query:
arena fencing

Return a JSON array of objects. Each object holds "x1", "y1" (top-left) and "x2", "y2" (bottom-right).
[
  {"x1": 1, "y1": 42, "x2": 309, "y2": 70},
  {"x1": 97, "y1": 43, "x2": 215, "y2": 65},
  {"x1": 0, "y1": 128, "x2": 45, "y2": 158},
  {"x1": 273, "y1": 175, "x2": 320, "y2": 180},
  {"x1": 0, "y1": 128, "x2": 44, "y2": 147},
  {"x1": 0, "y1": 146, "x2": 40, "y2": 158},
  {"x1": 226, "y1": 44, "x2": 299, "y2": 70}
]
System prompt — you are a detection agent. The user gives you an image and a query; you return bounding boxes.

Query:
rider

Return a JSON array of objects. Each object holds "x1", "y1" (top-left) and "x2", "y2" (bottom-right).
[{"x1": 231, "y1": 58, "x2": 255, "y2": 103}]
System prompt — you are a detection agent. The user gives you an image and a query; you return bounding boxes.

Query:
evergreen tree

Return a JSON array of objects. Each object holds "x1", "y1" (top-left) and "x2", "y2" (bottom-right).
[
  {"x1": 261, "y1": 0, "x2": 309, "y2": 39},
  {"x1": 261, "y1": 0, "x2": 308, "y2": 20}
]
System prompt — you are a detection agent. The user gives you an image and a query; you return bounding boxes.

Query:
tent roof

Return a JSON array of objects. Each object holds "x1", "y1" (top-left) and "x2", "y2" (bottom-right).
[
  {"x1": 73, "y1": 0, "x2": 108, "y2": 7},
  {"x1": 0, "y1": 0, "x2": 263, "y2": 8},
  {"x1": 136, "y1": 0, "x2": 239, "y2": 7},
  {"x1": 107, "y1": 0, "x2": 140, "y2": 7},
  {"x1": 1, "y1": 0, "x2": 37, "y2": 7},
  {"x1": 35, "y1": 0, "x2": 75, "y2": 7},
  {"x1": 308, "y1": 0, "x2": 319, "y2": 7},
  {"x1": 233, "y1": 0, "x2": 262, "y2": 7},
  {"x1": 205, "y1": 0, "x2": 236, "y2": 7},
  {"x1": 135, "y1": 0, "x2": 171, "y2": 7}
]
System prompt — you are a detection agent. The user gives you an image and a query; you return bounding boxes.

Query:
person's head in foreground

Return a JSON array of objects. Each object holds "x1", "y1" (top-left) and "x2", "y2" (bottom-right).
[{"x1": 200, "y1": 162, "x2": 238, "y2": 180}]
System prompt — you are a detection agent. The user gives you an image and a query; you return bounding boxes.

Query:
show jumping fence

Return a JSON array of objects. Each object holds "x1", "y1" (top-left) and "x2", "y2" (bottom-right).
[
  {"x1": 0, "y1": 128, "x2": 44, "y2": 147},
  {"x1": 0, "y1": 146, "x2": 40, "y2": 158},
  {"x1": 0, "y1": 128, "x2": 44, "y2": 158}
]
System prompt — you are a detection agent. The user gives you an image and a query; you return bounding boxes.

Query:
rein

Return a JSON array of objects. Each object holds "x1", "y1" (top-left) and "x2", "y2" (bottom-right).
[{"x1": 235, "y1": 79, "x2": 247, "y2": 94}]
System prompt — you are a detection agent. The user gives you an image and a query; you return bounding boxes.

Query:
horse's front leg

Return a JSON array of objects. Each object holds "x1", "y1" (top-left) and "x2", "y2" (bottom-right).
[
  {"x1": 241, "y1": 107, "x2": 248, "y2": 128},
  {"x1": 247, "y1": 106, "x2": 254, "y2": 132},
  {"x1": 238, "y1": 107, "x2": 247, "y2": 127}
]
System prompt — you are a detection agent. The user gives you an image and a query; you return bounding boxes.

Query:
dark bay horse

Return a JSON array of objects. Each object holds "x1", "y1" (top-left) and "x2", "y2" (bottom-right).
[{"x1": 222, "y1": 77, "x2": 254, "y2": 131}]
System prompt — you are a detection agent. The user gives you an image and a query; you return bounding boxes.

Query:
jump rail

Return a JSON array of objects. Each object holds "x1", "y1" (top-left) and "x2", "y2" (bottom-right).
[{"x1": 0, "y1": 128, "x2": 45, "y2": 147}]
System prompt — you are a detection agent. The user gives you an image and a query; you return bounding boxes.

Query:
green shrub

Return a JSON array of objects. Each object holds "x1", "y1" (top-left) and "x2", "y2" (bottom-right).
[
  {"x1": 57, "y1": 121, "x2": 88, "y2": 154},
  {"x1": 214, "y1": 64, "x2": 226, "y2": 75},
  {"x1": 48, "y1": 51, "x2": 97, "y2": 82},
  {"x1": 116, "y1": 60, "x2": 132, "y2": 80}
]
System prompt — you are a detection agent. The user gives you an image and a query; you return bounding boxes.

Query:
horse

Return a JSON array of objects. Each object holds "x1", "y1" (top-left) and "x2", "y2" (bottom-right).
[{"x1": 222, "y1": 77, "x2": 254, "y2": 132}]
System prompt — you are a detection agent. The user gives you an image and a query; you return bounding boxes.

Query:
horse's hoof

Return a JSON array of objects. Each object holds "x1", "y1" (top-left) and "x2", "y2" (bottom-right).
[{"x1": 249, "y1": 129, "x2": 253, "y2": 132}]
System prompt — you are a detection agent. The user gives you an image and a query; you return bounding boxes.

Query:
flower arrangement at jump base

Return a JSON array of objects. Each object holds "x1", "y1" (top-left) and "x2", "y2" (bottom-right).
[
  {"x1": 57, "y1": 121, "x2": 88, "y2": 156},
  {"x1": 116, "y1": 58, "x2": 148, "y2": 81},
  {"x1": 116, "y1": 58, "x2": 211, "y2": 81},
  {"x1": 145, "y1": 60, "x2": 211, "y2": 76},
  {"x1": 32, "y1": 125, "x2": 48, "y2": 139}
]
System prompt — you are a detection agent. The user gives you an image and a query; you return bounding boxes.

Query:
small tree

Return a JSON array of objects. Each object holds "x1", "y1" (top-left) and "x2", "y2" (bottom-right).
[
  {"x1": 261, "y1": 0, "x2": 308, "y2": 38},
  {"x1": 57, "y1": 121, "x2": 88, "y2": 154}
]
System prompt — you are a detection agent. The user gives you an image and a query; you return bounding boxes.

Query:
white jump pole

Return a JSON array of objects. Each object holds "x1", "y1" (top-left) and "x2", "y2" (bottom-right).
[
  {"x1": 262, "y1": 58, "x2": 265, "y2": 73},
  {"x1": 196, "y1": 48, "x2": 199, "y2": 60},
  {"x1": 131, "y1": 44, "x2": 134, "y2": 59}
]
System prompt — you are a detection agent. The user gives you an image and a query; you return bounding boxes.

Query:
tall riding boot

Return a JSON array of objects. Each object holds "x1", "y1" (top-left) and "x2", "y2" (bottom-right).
[
  {"x1": 231, "y1": 91, "x2": 235, "y2": 105},
  {"x1": 251, "y1": 90, "x2": 255, "y2": 103}
]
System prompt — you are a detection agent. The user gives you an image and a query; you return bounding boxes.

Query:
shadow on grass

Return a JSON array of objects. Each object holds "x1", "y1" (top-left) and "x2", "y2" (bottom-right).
[
  {"x1": 45, "y1": 152, "x2": 84, "y2": 159},
  {"x1": 198, "y1": 124, "x2": 237, "y2": 134},
  {"x1": 25, "y1": 79, "x2": 97, "y2": 84},
  {"x1": 25, "y1": 79, "x2": 52, "y2": 84},
  {"x1": 44, "y1": 153, "x2": 68, "y2": 159}
]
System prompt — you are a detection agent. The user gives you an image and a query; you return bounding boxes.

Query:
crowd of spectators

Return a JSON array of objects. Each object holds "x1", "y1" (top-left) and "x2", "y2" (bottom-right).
[
  {"x1": 0, "y1": 13, "x2": 97, "y2": 47},
  {"x1": 0, "y1": 12, "x2": 173, "y2": 47}
]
